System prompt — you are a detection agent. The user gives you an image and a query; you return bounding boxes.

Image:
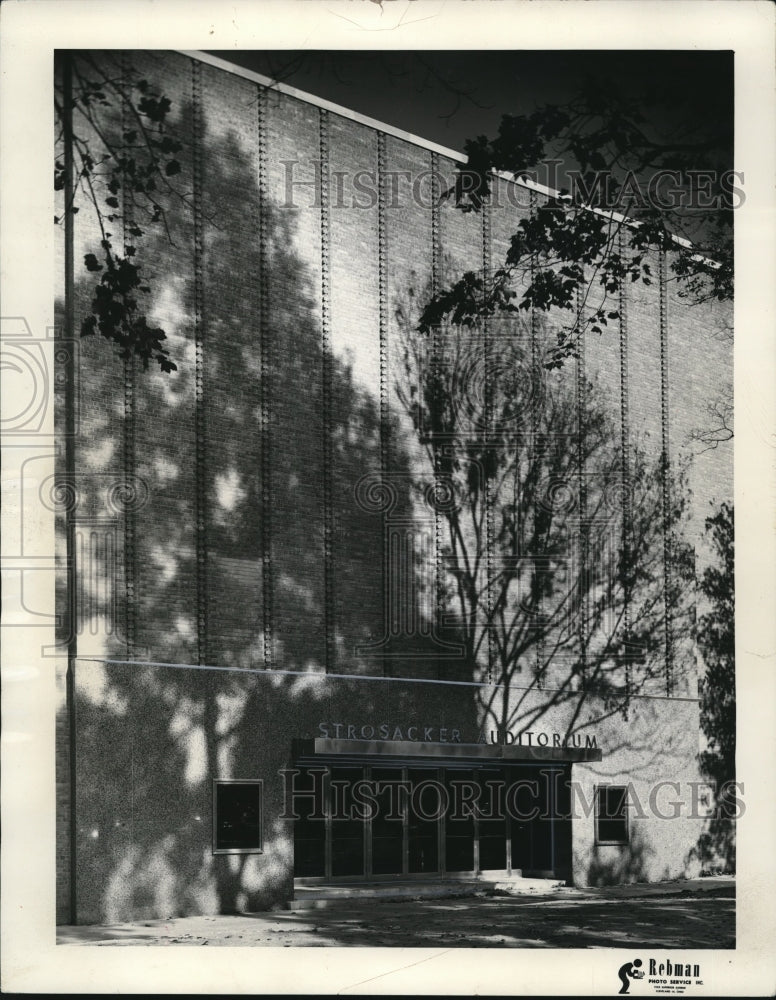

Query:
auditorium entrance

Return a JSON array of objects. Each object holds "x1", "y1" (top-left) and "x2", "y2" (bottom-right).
[{"x1": 290, "y1": 760, "x2": 572, "y2": 882}]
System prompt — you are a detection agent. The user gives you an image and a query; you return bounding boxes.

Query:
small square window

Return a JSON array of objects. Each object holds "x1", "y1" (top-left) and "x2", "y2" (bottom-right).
[
  {"x1": 595, "y1": 785, "x2": 629, "y2": 845},
  {"x1": 213, "y1": 780, "x2": 263, "y2": 854}
]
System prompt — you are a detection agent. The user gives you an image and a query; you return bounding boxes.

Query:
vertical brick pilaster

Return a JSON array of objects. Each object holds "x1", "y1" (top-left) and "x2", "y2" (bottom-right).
[
  {"x1": 257, "y1": 84, "x2": 274, "y2": 671},
  {"x1": 377, "y1": 133, "x2": 389, "y2": 475},
  {"x1": 576, "y1": 282, "x2": 588, "y2": 686},
  {"x1": 122, "y1": 357, "x2": 136, "y2": 658},
  {"x1": 659, "y1": 248, "x2": 674, "y2": 696},
  {"x1": 377, "y1": 131, "x2": 389, "y2": 677},
  {"x1": 120, "y1": 53, "x2": 136, "y2": 660},
  {"x1": 320, "y1": 109, "x2": 335, "y2": 673},
  {"x1": 528, "y1": 188, "x2": 543, "y2": 687},
  {"x1": 192, "y1": 60, "x2": 208, "y2": 666},
  {"x1": 430, "y1": 151, "x2": 444, "y2": 675},
  {"x1": 482, "y1": 194, "x2": 495, "y2": 685},
  {"x1": 618, "y1": 232, "x2": 632, "y2": 709}
]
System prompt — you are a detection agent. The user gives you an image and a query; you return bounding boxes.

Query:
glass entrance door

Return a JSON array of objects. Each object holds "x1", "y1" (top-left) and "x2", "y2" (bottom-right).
[
  {"x1": 292, "y1": 766, "x2": 326, "y2": 877},
  {"x1": 407, "y1": 768, "x2": 441, "y2": 873},
  {"x1": 371, "y1": 766, "x2": 404, "y2": 875},
  {"x1": 478, "y1": 767, "x2": 508, "y2": 871},
  {"x1": 510, "y1": 765, "x2": 571, "y2": 877},
  {"x1": 444, "y1": 768, "x2": 475, "y2": 872},
  {"x1": 292, "y1": 760, "x2": 572, "y2": 882},
  {"x1": 330, "y1": 766, "x2": 365, "y2": 876}
]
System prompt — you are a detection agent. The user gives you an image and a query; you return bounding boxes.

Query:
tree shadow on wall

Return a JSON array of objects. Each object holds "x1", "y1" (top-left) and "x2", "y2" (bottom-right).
[
  {"x1": 586, "y1": 824, "x2": 656, "y2": 887},
  {"x1": 395, "y1": 280, "x2": 697, "y2": 738},
  {"x1": 55, "y1": 82, "x2": 477, "y2": 924},
  {"x1": 686, "y1": 501, "x2": 736, "y2": 876},
  {"x1": 684, "y1": 793, "x2": 736, "y2": 878}
]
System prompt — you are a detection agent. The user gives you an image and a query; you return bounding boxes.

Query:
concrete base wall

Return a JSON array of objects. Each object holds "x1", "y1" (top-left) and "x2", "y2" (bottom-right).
[{"x1": 66, "y1": 659, "x2": 708, "y2": 924}]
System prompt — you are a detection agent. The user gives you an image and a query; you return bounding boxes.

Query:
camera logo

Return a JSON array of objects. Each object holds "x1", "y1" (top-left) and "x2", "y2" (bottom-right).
[
  {"x1": 0, "y1": 318, "x2": 78, "y2": 438},
  {"x1": 617, "y1": 958, "x2": 644, "y2": 994}
]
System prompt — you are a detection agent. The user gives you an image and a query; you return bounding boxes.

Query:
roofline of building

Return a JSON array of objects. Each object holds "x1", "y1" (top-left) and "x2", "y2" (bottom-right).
[
  {"x1": 180, "y1": 49, "x2": 716, "y2": 267},
  {"x1": 180, "y1": 49, "x2": 469, "y2": 163}
]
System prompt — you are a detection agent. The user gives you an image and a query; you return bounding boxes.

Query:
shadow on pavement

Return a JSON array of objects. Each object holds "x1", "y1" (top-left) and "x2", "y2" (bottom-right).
[{"x1": 58, "y1": 892, "x2": 735, "y2": 949}]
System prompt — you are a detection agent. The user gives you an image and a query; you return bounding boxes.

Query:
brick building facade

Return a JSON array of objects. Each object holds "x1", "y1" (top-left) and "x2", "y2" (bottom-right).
[{"x1": 55, "y1": 50, "x2": 733, "y2": 924}]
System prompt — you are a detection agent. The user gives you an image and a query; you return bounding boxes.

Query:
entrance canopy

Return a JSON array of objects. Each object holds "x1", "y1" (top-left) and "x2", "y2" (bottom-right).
[{"x1": 293, "y1": 737, "x2": 602, "y2": 765}]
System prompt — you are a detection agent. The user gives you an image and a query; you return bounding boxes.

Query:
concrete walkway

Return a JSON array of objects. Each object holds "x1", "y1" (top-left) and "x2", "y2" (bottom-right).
[{"x1": 57, "y1": 877, "x2": 734, "y2": 949}]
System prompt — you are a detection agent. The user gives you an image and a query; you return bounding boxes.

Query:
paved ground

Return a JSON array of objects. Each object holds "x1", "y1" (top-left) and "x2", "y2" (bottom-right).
[{"x1": 57, "y1": 877, "x2": 734, "y2": 949}]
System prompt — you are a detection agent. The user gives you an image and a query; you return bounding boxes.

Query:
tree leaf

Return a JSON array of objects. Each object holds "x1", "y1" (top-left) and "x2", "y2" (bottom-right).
[{"x1": 84, "y1": 253, "x2": 103, "y2": 272}]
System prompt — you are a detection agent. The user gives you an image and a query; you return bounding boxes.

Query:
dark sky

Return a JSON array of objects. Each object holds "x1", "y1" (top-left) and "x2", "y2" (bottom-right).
[{"x1": 206, "y1": 49, "x2": 733, "y2": 161}]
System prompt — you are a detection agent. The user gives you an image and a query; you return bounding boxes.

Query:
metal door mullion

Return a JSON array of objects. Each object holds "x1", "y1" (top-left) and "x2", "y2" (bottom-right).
[
  {"x1": 549, "y1": 767, "x2": 556, "y2": 877},
  {"x1": 365, "y1": 766, "x2": 372, "y2": 879},
  {"x1": 324, "y1": 767, "x2": 332, "y2": 880},
  {"x1": 473, "y1": 768, "x2": 480, "y2": 875},
  {"x1": 505, "y1": 772, "x2": 513, "y2": 874},
  {"x1": 439, "y1": 767, "x2": 446, "y2": 874},
  {"x1": 402, "y1": 766, "x2": 409, "y2": 876}
]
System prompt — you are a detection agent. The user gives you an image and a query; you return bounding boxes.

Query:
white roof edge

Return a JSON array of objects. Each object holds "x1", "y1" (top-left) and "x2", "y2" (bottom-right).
[
  {"x1": 179, "y1": 49, "x2": 468, "y2": 163},
  {"x1": 180, "y1": 49, "x2": 717, "y2": 267}
]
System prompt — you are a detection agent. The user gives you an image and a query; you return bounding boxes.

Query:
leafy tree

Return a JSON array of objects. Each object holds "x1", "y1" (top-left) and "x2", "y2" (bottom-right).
[
  {"x1": 55, "y1": 50, "x2": 188, "y2": 372},
  {"x1": 420, "y1": 80, "x2": 734, "y2": 369}
]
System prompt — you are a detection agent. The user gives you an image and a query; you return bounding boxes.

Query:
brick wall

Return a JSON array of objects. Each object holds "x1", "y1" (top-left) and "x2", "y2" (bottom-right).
[
  {"x1": 56, "y1": 51, "x2": 733, "y2": 918},
  {"x1": 62, "y1": 49, "x2": 734, "y2": 687}
]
